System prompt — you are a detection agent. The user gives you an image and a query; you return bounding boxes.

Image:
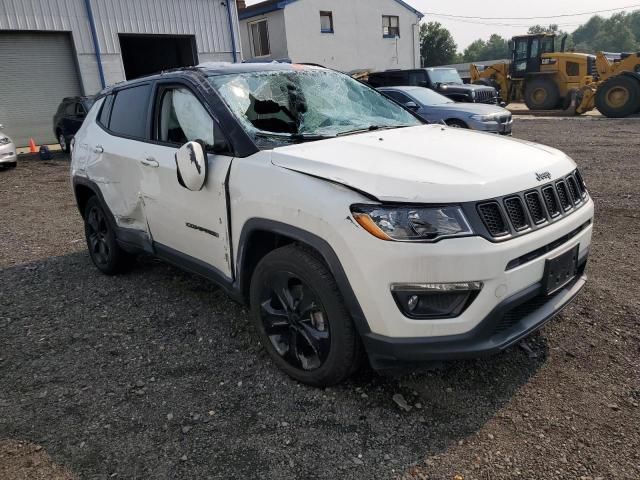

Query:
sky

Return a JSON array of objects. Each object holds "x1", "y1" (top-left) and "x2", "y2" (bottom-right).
[{"x1": 243, "y1": 0, "x2": 639, "y2": 51}]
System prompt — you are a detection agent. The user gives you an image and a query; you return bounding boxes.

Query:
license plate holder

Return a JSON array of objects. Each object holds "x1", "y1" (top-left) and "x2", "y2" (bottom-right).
[{"x1": 543, "y1": 245, "x2": 579, "y2": 295}]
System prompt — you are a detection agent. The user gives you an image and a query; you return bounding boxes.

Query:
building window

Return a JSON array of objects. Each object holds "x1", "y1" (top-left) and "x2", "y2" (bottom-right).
[
  {"x1": 382, "y1": 15, "x2": 400, "y2": 38},
  {"x1": 320, "y1": 11, "x2": 334, "y2": 33},
  {"x1": 249, "y1": 19, "x2": 270, "y2": 57}
]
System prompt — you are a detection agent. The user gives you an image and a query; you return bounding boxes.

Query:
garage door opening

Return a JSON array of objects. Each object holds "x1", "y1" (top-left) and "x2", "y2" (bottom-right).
[{"x1": 119, "y1": 34, "x2": 198, "y2": 80}]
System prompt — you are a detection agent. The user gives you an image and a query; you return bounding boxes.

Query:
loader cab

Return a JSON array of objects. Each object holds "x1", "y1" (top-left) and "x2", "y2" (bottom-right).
[{"x1": 510, "y1": 34, "x2": 556, "y2": 79}]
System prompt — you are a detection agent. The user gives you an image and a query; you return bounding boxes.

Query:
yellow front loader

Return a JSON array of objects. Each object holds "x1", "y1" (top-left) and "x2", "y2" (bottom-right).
[
  {"x1": 471, "y1": 34, "x2": 640, "y2": 117},
  {"x1": 576, "y1": 52, "x2": 640, "y2": 117}
]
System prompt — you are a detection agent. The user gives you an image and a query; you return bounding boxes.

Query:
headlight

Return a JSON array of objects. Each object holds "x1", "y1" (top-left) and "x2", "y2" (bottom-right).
[
  {"x1": 470, "y1": 90, "x2": 476, "y2": 99},
  {"x1": 351, "y1": 205, "x2": 473, "y2": 242},
  {"x1": 0, "y1": 137, "x2": 10, "y2": 146},
  {"x1": 471, "y1": 113, "x2": 499, "y2": 122}
]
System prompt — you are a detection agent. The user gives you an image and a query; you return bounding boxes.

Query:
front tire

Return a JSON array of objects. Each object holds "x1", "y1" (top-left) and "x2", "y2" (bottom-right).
[
  {"x1": 83, "y1": 197, "x2": 134, "y2": 275},
  {"x1": 595, "y1": 75, "x2": 640, "y2": 118},
  {"x1": 524, "y1": 77, "x2": 560, "y2": 110},
  {"x1": 249, "y1": 245, "x2": 361, "y2": 387}
]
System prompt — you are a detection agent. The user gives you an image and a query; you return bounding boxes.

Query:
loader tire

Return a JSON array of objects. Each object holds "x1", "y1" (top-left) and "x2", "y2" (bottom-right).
[
  {"x1": 595, "y1": 75, "x2": 640, "y2": 118},
  {"x1": 524, "y1": 77, "x2": 560, "y2": 110}
]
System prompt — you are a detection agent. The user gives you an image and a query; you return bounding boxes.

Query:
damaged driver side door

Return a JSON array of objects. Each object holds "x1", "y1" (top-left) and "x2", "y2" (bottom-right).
[{"x1": 140, "y1": 83, "x2": 234, "y2": 280}]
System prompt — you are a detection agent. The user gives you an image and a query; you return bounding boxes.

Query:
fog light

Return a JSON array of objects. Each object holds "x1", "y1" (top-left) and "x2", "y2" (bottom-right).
[
  {"x1": 391, "y1": 282, "x2": 483, "y2": 319},
  {"x1": 407, "y1": 295, "x2": 419, "y2": 312}
]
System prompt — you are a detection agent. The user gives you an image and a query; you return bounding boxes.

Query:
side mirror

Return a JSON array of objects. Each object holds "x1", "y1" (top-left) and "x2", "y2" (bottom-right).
[
  {"x1": 404, "y1": 101, "x2": 419, "y2": 111},
  {"x1": 175, "y1": 141, "x2": 208, "y2": 191}
]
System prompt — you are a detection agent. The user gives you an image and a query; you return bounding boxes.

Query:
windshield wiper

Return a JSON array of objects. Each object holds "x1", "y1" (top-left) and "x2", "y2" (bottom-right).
[
  {"x1": 255, "y1": 131, "x2": 336, "y2": 142},
  {"x1": 336, "y1": 125, "x2": 408, "y2": 137}
]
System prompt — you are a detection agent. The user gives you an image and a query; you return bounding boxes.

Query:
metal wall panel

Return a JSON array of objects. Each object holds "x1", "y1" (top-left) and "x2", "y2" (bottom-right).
[
  {"x1": 0, "y1": 0, "x2": 240, "y2": 56},
  {"x1": 0, "y1": 31, "x2": 83, "y2": 146}
]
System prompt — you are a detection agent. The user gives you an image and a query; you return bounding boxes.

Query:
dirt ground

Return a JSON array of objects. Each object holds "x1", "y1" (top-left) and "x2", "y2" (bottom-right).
[{"x1": 0, "y1": 118, "x2": 639, "y2": 479}]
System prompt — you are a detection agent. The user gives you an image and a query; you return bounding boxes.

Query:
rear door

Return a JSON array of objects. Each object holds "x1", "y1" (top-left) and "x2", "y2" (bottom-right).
[
  {"x1": 140, "y1": 82, "x2": 234, "y2": 279},
  {"x1": 87, "y1": 83, "x2": 153, "y2": 234}
]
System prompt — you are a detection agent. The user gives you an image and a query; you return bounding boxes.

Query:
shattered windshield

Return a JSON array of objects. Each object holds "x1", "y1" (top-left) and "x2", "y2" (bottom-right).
[
  {"x1": 208, "y1": 68, "x2": 422, "y2": 148},
  {"x1": 427, "y1": 69, "x2": 463, "y2": 84}
]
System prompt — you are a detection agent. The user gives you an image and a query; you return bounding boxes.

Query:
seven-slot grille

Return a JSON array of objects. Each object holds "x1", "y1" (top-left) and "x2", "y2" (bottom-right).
[
  {"x1": 477, "y1": 202, "x2": 509, "y2": 237},
  {"x1": 475, "y1": 89, "x2": 498, "y2": 104},
  {"x1": 477, "y1": 170, "x2": 588, "y2": 239}
]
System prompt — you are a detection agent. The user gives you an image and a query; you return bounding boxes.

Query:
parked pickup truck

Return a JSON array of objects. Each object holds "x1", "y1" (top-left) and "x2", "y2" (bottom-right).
[{"x1": 367, "y1": 67, "x2": 499, "y2": 104}]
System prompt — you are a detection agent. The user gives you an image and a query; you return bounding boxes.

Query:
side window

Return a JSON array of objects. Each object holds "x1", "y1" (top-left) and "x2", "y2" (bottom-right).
[
  {"x1": 385, "y1": 91, "x2": 411, "y2": 104},
  {"x1": 109, "y1": 84, "x2": 152, "y2": 139},
  {"x1": 514, "y1": 39, "x2": 528, "y2": 73},
  {"x1": 382, "y1": 15, "x2": 400, "y2": 37},
  {"x1": 320, "y1": 11, "x2": 334, "y2": 33},
  {"x1": 98, "y1": 95, "x2": 114, "y2": 127},
  {"x1": 158, "y1": 87, "x2": 216, "y2": 150},
  {"x1": 530, "y1": 38, "x2": 540, "y2": 59},
  {"x1": 249, "y1": 20, "x2": 270, "y2": 57},
  {"x1": 65, "y1": 103, "x2": 76, "y2": 115},
  {"x1": 76, "y1": 103, "x2": 86, "y2": 115},
  {"x1": 409, "y1": 71, "x2": 426, "y2": 86}
]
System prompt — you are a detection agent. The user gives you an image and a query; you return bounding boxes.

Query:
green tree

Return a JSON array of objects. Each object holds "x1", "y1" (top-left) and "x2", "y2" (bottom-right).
[
  {"x1": 462, "y1": 34, "x2": 510, "y2": 62},
  {"x1": 591, "y1": 13, "x2": 638, "y2": 51},
  {"x1": 528, "y1": 24, "x2": 560, "y2": 34},
  {"x1": 419, "y1": 22, "x2": 460, "y2": 66}
]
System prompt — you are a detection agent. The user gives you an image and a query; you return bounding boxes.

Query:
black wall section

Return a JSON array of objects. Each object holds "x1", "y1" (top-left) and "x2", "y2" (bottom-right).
[{"x1": 119, "y1": 34, "x2": 198, "y2": 80}]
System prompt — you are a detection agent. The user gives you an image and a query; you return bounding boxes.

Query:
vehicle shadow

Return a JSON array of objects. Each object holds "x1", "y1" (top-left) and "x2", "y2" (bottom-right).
[{"x1": 0, "y1": 252, "x2": 547, "y2": 480}]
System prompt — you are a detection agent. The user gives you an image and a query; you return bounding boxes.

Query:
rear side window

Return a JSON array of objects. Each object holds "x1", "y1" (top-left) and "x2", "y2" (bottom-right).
[
  {"x1": 109, "y1": 84, "x2": 152, "y2": 139},
  {"x1": 98, "y1": 95, "x2": 114, "y2": 127},
  {"x1": 65, "y1": 103, "x2": 76, "y2": 115}
]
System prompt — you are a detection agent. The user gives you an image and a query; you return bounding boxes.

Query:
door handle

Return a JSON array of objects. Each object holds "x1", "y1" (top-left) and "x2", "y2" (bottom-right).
[
  {"x1": 94, "y1": 145, "x2": 104, "y2": 154},
  {"x1": 140, "y1": 157, "x2": 159, "y2": 168}
]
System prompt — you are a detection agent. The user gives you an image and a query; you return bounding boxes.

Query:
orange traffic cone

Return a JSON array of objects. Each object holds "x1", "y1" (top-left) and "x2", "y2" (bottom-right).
[{"x1": 29, "y1": 138, "x2": 37, "y2": 153}]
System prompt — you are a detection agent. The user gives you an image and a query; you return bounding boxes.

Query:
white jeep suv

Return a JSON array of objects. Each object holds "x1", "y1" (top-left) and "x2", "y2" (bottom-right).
[{"x1": 71, "y1": 63, "x2": 594, "y2": 386}]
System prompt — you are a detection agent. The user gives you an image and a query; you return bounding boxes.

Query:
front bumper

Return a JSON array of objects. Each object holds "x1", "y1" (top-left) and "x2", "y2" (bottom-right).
[
  {"x1": 469, "y1": 118, "x2": 513, "y2": 135},
  {"x1": 363, "y1": 260, "x2": 587, "y2": 369},
  {"x1": 335, "y1": 195, "x2": 593, "y2": 369},
  {"x1": 0, "y1": 142, "x2": 17, "y2": 164}
]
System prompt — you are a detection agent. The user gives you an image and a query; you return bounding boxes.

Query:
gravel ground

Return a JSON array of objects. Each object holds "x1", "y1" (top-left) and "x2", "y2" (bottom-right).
[{"x1": 1, "y1": 118, "x2": 639, "y2": 479}]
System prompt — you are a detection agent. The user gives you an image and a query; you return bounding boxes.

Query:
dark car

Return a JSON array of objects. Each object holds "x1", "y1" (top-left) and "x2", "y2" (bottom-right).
[
  {"x1": 53, "y1": 96, "x2": 94, "y2": 152},
  {"x1": 367, "y1": 67, "x2": 499, "y2": 104}
]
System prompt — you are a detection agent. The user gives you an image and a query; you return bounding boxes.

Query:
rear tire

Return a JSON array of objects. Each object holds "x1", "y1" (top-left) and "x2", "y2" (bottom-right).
[
  {"x1": 58, "y1": 132, "x2": 70, "y2": 154},
  {"x1": 83, "y1": 196, "x2": 134, "y2": 275},
  {"x1": 524, "y1": 77, "x2": 560, "y2": 110},
  {"x1": 595, "y1": 75, "x2": 640, "y2": 118},
  {"x1": 445, "y1": 119, "x2": 469, "y2": 129},
  {"x1": 249, "y1": 244, "x2": 361, "y2": 387},
  {"x1": 1, "y1": 162, "x2": 17, "y2": 169}
]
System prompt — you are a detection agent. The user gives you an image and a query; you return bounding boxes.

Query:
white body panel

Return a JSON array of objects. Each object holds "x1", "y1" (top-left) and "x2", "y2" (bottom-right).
[
  {"x1": 230, "y1": 149, "x2": 593, "y2": 338},
  {"x1": 0, "y1": 134, "x2": 17, "y2": 164},
  {"x1": 73, "y1": 95, "x2": 594, "y2": 342}
]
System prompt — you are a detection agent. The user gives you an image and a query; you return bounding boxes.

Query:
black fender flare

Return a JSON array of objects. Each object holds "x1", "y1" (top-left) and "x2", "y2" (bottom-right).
[{"x1": 236, "y1": 218, "x2": 371, "y2": 336}]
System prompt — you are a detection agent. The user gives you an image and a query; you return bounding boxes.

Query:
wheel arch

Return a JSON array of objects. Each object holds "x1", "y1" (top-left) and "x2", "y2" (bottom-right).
[{"x1": 236, "y1": 218, "x2": 370, "y2": 336}]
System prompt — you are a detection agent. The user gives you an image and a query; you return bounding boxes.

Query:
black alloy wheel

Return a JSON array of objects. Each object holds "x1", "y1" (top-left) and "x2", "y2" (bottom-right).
[
  {"x1": 259, "y1": 270, "x2": 330, "y2": 371},
  {"x1": 86, "y1": 204, "x2": 111, "y2": 267},
  {"x1": 250, "y1": 245, "x2": 361, "y2": 386},
  {"x1": 83, "y1": 196, "x2": 134, "y2": 275}
]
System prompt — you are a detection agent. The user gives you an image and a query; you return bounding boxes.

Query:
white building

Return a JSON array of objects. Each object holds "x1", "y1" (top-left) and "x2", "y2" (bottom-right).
[
  {"x1": 0, "y1": 0, "x2": 242, "y2": 146},
  {"x1": 239, "y1": 0, "x2": 423, "y2": 73}
]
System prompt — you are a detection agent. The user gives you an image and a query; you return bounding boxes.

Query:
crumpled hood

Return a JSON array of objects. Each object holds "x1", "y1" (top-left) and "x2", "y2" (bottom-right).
[{"x1": 270, "y1": 125, "x2": 576, "y2": 203}]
